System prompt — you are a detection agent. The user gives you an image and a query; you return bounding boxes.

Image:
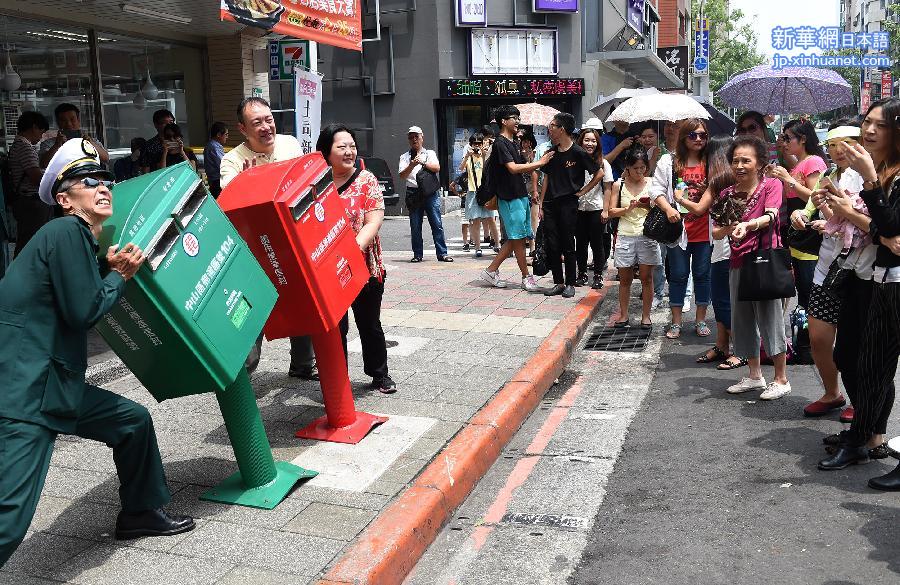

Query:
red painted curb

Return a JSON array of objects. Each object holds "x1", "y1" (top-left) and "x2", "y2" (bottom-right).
[{"x1": 319, "y1": 283, "x2": 610, "y2": 585}]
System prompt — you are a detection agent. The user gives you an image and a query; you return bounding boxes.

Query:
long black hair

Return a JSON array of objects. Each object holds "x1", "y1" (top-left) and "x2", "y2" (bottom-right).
[
  {"x1": 863, "y1": 98, "x2": 900, "y2": 190},
  {"x1": 782, "y1": 119, "x2": 827, "y2": 162}
]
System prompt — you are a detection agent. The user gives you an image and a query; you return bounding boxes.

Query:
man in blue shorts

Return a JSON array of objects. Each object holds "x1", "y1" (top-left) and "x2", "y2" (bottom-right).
[{"x1": 480, "y1": 105, "x2": 554, "y2": 291}]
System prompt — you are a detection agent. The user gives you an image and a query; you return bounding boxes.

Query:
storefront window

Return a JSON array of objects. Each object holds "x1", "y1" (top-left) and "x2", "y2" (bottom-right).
[
  {"x1": 0, "y1": 17, "x2": 96, "y2": 153},
  {"x1": 98, "y1": 32, "x2": 205, "y2": 153}
]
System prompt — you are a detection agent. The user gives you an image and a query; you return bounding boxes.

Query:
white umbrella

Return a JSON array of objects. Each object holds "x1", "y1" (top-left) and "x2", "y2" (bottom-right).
[
  {"x1": 589, "y1": 87, "x2": 660, "y2": 120},
  {"x1": 605, "y1": 93, "x2": 711, "y2": 124}
]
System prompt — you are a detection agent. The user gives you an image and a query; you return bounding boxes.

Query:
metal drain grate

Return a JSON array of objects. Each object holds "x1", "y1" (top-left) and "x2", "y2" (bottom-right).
[{"x1": 583, "y1": 325, "x2": 652, "y2": 352}]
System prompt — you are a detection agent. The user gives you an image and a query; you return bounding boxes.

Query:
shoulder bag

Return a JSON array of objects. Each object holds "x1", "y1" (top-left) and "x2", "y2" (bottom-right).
[
  {"x1": 642, "y1": 163, "x2": 684, "y2": 244},
  {"x1": 737, "y1": 210, "x2": 797, "y2": 302},
  {"x1": 414, "y1": 150, "x2": 441, "y2": 196},
  {"x1": 476, "y1": 148, "x2": 497, "y2": 207}
]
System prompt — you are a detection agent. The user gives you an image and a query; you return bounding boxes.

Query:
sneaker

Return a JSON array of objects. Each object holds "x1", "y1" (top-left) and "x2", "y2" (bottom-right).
[
  {"x1": 522, "y1": 275, "x2": 541, "y2": 291},
  {"x1": 591, "y1": 274, "x2": 603, "y2": 289},
  {"x1": 760, "y1": 381, "x2": 792, "y2": 400},
  {"x1": 475, "y1": 249, "x2": 483, "y2": 257},
  {"x1": 493, "y1": 245, "x2": 501, "y2": 254},
  {"x1": 562, "y1": 285, "x2": 576, "y2": 298},
  {"x1": 462, "y1": 243, "x2": 471, "y2": 252},
  {"x1": 480, "y1": 269, "x2": 506, "y2": 288},
  {"x1": 468, "y1": 240, "x2": 475, "y2": 247},
  {"x1": 683, "y1": 297, "x2": 692, "y2": 313},
  {"x1": 726, "y1": 376, "x2": 767, "y2": 394},
  {"x1": 575, "y1": 273, "x2": 588, "y2": 287},
  {"x1": 372, "y1": 376, "x2": 397, "y2": 394}
]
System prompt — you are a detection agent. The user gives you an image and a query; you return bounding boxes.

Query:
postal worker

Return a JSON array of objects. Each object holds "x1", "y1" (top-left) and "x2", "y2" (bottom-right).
[{"x1": 0, "y1": 138, "x2": 194, "y2": 567}]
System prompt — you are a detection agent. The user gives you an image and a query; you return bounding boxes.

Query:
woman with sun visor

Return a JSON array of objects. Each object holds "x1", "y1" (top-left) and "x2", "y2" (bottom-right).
[{"x1": 0, "y1": 138, "x2": 193, "y2": 567}]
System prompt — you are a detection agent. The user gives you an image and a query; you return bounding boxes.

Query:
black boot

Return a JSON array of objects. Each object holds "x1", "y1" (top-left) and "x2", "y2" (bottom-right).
[
  {"x1": 116, "y1": 508, "x2": 195, "y2": 540},
  {"x1": 818, "y1": 445, "x2": 870, "y2": 470},
  {"x1": 868, "y1": 461, "x2": 900, "y2": 490}
]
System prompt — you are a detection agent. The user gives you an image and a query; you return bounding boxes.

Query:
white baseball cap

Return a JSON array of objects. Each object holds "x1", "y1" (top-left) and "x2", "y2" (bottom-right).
[
  {"x1": 582, "y1": 117, "x2": 604, "y2": 130},
  {"x1": 407, "y1": 126, "x2": 424, "y2": 135}
]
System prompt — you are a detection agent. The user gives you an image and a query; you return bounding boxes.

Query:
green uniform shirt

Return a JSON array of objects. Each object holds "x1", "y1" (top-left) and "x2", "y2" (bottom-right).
[{"x1": 0, "y1": 216, "x2": 125, "y2": 433}]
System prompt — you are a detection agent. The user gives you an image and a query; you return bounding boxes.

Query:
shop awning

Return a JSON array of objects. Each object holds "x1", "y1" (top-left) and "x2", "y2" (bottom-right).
[{"x1": 587, "y1": 49, "x2": 683, "y2": 90}]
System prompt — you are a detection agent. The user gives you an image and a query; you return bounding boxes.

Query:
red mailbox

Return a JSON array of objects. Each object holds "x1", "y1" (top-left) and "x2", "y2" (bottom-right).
[
  {"x1": 219, "y1": 152, "x2": 387, "y2": 444},
  {"x1": 218, "y1": 153, "x2": 367, "y2": 338}
]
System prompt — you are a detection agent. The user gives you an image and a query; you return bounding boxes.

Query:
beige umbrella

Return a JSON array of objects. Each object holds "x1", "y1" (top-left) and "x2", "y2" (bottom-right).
[{"x1": 513, "y1": 103, "x2": 562, "y2": 126}]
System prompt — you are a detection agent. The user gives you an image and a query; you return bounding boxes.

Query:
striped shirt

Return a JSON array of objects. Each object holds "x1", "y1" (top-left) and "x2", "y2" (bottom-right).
[{"x1": 9, "y1": 135, "x2": 41, "y2": 199}]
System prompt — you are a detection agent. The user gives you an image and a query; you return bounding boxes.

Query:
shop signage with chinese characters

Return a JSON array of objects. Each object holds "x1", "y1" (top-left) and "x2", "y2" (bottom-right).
[
  {"x1": 862, "y1": 81, "x2": 872, "y2": 114},
  {"x1": 220, "y1": 0, "x2": 362, "y2": 52},
  {"x1": 441, "y1": 78, "x2": 585, "y2": 98},
  {"x1": 294, "y1": 68, "x2": 322, "y2": 155},
  {"x1": 627, "y1": 0, "x2": 645, "y2": 35},
  {"x1": 882, "y1": 70, "x2": 893, "y2": 98},
  {"x1": 456, "y1": 0, "x2": 487, "y2": 26},
  {"x1": 533, "y1": 0, "x2": 578, "y2": 12},
  {"x1": 269, "y1": 39, "x2": 310, "y2": 80},
  {"x1": 657, "y1": 46, "x2": 688, "y2": 90}
]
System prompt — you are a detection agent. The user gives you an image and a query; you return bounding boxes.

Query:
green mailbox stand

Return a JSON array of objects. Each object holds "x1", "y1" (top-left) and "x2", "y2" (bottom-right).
[{"x1": 96, "y1": 162, "x2": 316, "y2": 509}]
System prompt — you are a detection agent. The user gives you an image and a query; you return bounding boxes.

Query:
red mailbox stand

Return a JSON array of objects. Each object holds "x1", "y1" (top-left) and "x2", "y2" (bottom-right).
[{"x1": 219, "y1": 153, "x2": 387, "y2": 444}]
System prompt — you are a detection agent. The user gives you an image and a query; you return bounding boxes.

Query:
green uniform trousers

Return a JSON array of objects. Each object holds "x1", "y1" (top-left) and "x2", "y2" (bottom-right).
[{"x1": 0, "y1": 385, "x2": 171, "y2": 567}]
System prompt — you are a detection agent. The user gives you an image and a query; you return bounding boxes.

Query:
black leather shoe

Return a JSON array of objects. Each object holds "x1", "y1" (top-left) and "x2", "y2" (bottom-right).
[
  {"x1": 438, "y1": 256, "x2": 454, "y2": 262},
  {"x1": 544, "y1": 284, "x2": 566, "y2": 296},
  {"x1": 372, "y1": 376, "x2": 397, "y2": 394},
  {"x1": 115, "y1": 508, "x2": 195, "y2": 540},
  {"x1": 868, "y1": 462, "x2": 900, "y2": 490},
  {"x1": 289, "y1": 365, "x2": 320, "y2": 381},
  {"x1": 818, "y1": 445, "x2": 870, "y2": 470},
  {"x1": 562, "y1": 285, "x2": 576, "y2": 298}
]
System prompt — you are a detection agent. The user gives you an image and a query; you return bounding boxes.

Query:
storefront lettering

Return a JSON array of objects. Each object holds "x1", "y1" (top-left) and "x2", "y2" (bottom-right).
[{"x1": 441, "y1": 78, "x2": 585, "y2": 98}]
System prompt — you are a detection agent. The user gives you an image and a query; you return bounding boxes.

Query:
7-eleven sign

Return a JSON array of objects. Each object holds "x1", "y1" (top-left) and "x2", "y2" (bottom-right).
[{"x1": 269, "y1": 40, "x2": 311, "y2": 80}]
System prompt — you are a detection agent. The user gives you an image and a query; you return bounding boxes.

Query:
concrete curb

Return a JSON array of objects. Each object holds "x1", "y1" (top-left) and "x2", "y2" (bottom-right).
[{"x1": 318, "y1": 282, "x2": 610, "y2": 585}]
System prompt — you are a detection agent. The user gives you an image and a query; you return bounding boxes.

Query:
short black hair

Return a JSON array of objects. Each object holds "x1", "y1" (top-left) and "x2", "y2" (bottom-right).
[
  {"x1": 153, "y1": 109, "x2": 175, "y2": 125},
  {"x1": 624, "y1": 147, "x2": 649, "y2": 168},
  {"x1": 162, "y1": 122, "x2": 183, "y2": 138},
  {"x1": 210, "y1": 121, "x2": 229, "y2": 139},
  {"x1": 482, "y1": 124, "x2": 497, "y2": 138},
  {"x1": 17, "y1": 111, "x2": 49, "y2": 134},
  {"x1": 237, "y1": 97, "x2": 271, "y2": 123},
  {"x1": 519, "y1": 132, "x2": 537, "y2": 149},
  {"x1": 130, "y1": 137, "x2": 147, "y2": 150},
  {"x1": 493, "y1": 105, "x2": 520, "y2": 126},
  {"x1": 54, "y1": 103, "x2": 80, "y2": 123},
  {"x1": 828, "y1": 117, "x2": 860, "y2": 131},
  {"x1": 552, "y1": 112, "x2": 576, "y2": 135},
  {"x1": 316, "y1": 123, "x2": 357, "y2": 158}
]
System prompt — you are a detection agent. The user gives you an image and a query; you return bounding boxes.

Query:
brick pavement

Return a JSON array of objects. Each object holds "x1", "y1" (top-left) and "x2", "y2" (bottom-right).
[{"x1": 0, "y1": 252, "x2": 593, "y2": 585}]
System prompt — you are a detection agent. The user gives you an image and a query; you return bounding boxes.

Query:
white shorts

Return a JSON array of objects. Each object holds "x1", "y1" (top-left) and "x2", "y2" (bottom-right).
[{"x1": 614, "y1": 234, "x2": 662, "y2": 268}]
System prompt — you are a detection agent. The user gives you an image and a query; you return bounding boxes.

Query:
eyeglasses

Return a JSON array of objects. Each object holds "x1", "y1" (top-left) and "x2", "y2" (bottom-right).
[
  {"x1": 688, "y1": 131, "x2": 708, "y2": 141},
  {"x1": 738, "y1": 123, "x2": 760, "y2": 133},
  {"x1": 74, "y1": 177, "x2": 115, "y2": 189},
  {"x1": 505, "y1": 116, "x2": 521, "y2": 121}
]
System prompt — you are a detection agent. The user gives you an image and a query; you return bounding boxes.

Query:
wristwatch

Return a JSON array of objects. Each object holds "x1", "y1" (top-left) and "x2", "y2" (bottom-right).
[{"x1": 862, "y1": 177, "x2": 879, "y2": 190}]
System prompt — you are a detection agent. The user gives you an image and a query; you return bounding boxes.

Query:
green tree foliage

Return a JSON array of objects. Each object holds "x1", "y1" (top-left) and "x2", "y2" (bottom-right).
[
  {"x1": 822, "y1": 48, "x2": 861, "y2": 109},
  {"x1": 691, "y1": 0, "x2": 766, "y2": 108}
]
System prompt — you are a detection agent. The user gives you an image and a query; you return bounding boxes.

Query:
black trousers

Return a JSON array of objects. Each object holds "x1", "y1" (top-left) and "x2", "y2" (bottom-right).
[
  {"x1": 542, "y1": 195, "x2": 579, "y2": 286},
  {"x1": 12, "y1": 197, "x2": 54, "y2": 258},
  {"x1": 843, "y1": 278, "x2": 900, "y2": 445},
  {"x1": 575, "y1": 209, "x2": 607, "y2": 275},
  {"x1": 244, "y1": 335, "x2": 315, "y2": 375},
  {"x1": 340, "y1": 276, "x2": 389, "y2": 380}
]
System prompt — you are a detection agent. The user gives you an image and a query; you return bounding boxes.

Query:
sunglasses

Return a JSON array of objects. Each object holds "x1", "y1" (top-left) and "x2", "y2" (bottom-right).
[
  {"x1": 75, "y1": 177, "x2": 115, "y2": 189},
  {"x1": 688, "y1": 131, "x2": 708, "y2": 141},
  {"x1": 738, "y1": 123, "x2": 760, "y2": 133}
]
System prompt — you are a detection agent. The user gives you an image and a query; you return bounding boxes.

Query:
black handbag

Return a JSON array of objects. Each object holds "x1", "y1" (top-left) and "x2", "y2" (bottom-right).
[
  {"x1": 415, "y1": 167, "x2": 441, "y2": 196},
  {"x1": 405, "y1": 188, "x2": 425, "y2": 211},
  {"x1": 643, "y1": 206, "x2": 683, "y2": 244},
  {"x1": 787, "y1": 210, "x2": 824, "y2": 255},
  {"x1": 532, "y1": 225, "x2": 549, "y2": 277},
  {"x1": 737, "y1": 213, "x2": 797, "y2": 302},
  {"x1": 820, "y1": 256, "x2": 852, "y2": 299}
]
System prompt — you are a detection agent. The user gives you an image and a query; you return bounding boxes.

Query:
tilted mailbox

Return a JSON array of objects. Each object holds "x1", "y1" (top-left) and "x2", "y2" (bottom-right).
[
  {"x1": 218, "y1": 152, "x2": 387, "y2": 443},
  {"x1": 96, "y1": 162, "x2": 315, "y2": 508}
]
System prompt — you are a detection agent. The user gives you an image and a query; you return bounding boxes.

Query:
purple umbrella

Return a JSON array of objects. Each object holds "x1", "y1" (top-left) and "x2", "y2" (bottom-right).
[{"x1": 718, "y1": 65, "x2": 853, "y2": 115}]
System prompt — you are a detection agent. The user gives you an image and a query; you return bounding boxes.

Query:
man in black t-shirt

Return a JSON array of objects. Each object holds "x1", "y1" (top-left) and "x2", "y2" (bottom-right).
[
  {"x1": 480, "y1": 105, "x2": 553, "y2": 291},
  {"x1": 539, "y1": 113, "x2": 603, "y2": 297}
]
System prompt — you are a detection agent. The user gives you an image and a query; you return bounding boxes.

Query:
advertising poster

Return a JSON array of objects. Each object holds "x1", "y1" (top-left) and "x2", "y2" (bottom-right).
[
  {"x1": 294, "y1": 67, "x2": 323, "y2": 155},
  {"x1": 221, "y1": 0, "x2": 362, "y2": 52}
]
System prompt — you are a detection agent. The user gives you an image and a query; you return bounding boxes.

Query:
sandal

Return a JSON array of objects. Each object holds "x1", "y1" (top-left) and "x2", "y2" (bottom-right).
[
  {"x1": 665, "y1": 323, "x2": 682, "y2": 339},
  {"x1": 640, "y1": 320, "x2": 652, "y2": 330},
  {"x1": 717, "y1": 356, "x2": 748, "y2": 370},
  {"x1": 695, "y1": 321, "x2": 711, "y2": 337},
  {"x1": 697, "y1": 346, "x2": 727, "y2": 363},
  {"x1": 614, "y1": 319, "x2": 630, "y2": 328}
]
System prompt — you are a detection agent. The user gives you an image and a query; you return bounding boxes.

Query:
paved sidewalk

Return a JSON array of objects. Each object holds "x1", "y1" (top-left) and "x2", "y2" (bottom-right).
[{"x1": 1, "y1": 252, "x2": 595, "y2": 585}]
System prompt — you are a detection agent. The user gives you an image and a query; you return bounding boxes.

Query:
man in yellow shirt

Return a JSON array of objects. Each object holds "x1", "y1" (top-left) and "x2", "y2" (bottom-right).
[{"x1": 220, "y1": 97, "x2": 318, "y2": 380}]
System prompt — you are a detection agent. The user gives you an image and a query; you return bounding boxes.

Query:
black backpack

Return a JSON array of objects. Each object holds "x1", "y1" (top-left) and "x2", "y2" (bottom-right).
[{"x1": 475, "y1": 148, "x2": 496, "y2": 206}]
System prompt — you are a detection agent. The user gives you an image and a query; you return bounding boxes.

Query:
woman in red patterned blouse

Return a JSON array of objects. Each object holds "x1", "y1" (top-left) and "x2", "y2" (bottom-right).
[{"x1": 317, "y1": 124, "x2": 395, "y2": 393}]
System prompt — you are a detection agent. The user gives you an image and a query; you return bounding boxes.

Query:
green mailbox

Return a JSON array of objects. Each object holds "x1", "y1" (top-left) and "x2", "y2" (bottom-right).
[{"x1": 96, "y1": 162, "x2": 315, "y2": 509}]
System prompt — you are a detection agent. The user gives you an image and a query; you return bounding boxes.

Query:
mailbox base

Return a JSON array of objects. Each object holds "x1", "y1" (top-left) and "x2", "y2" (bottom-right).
[
  {"x1": 200, "y1": 461, "x2": 317, "y2": 509},
  {"x1": 295, "y1": 411, "x2": 388, "y2": 444}
]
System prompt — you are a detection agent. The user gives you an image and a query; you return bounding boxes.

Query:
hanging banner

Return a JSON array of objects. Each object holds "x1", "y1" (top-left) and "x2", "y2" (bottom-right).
[
  {"x1": 882, "y1": 70, "x2": 893, "y2": 99},
  {"x1": 220, "y1": 0, "x2": 362, "y2": 52},
  {"x1": 295, "y1": 67, "x2": 323, "y2": 155}
]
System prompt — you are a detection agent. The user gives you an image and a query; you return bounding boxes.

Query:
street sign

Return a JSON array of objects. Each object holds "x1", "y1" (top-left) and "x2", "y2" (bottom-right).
[
  {"x1": 627, "y1": 0, "x2": 645, "y2": 36},
  {"x1": 694, "y1": 18, "x2": 710, "y2": 77},
  {"x1": 269, "y1": 39, "x2": 310, "y2": 81},
  {"x1": 657, "y1": 46, "x2": 689, "y2": 90}
]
